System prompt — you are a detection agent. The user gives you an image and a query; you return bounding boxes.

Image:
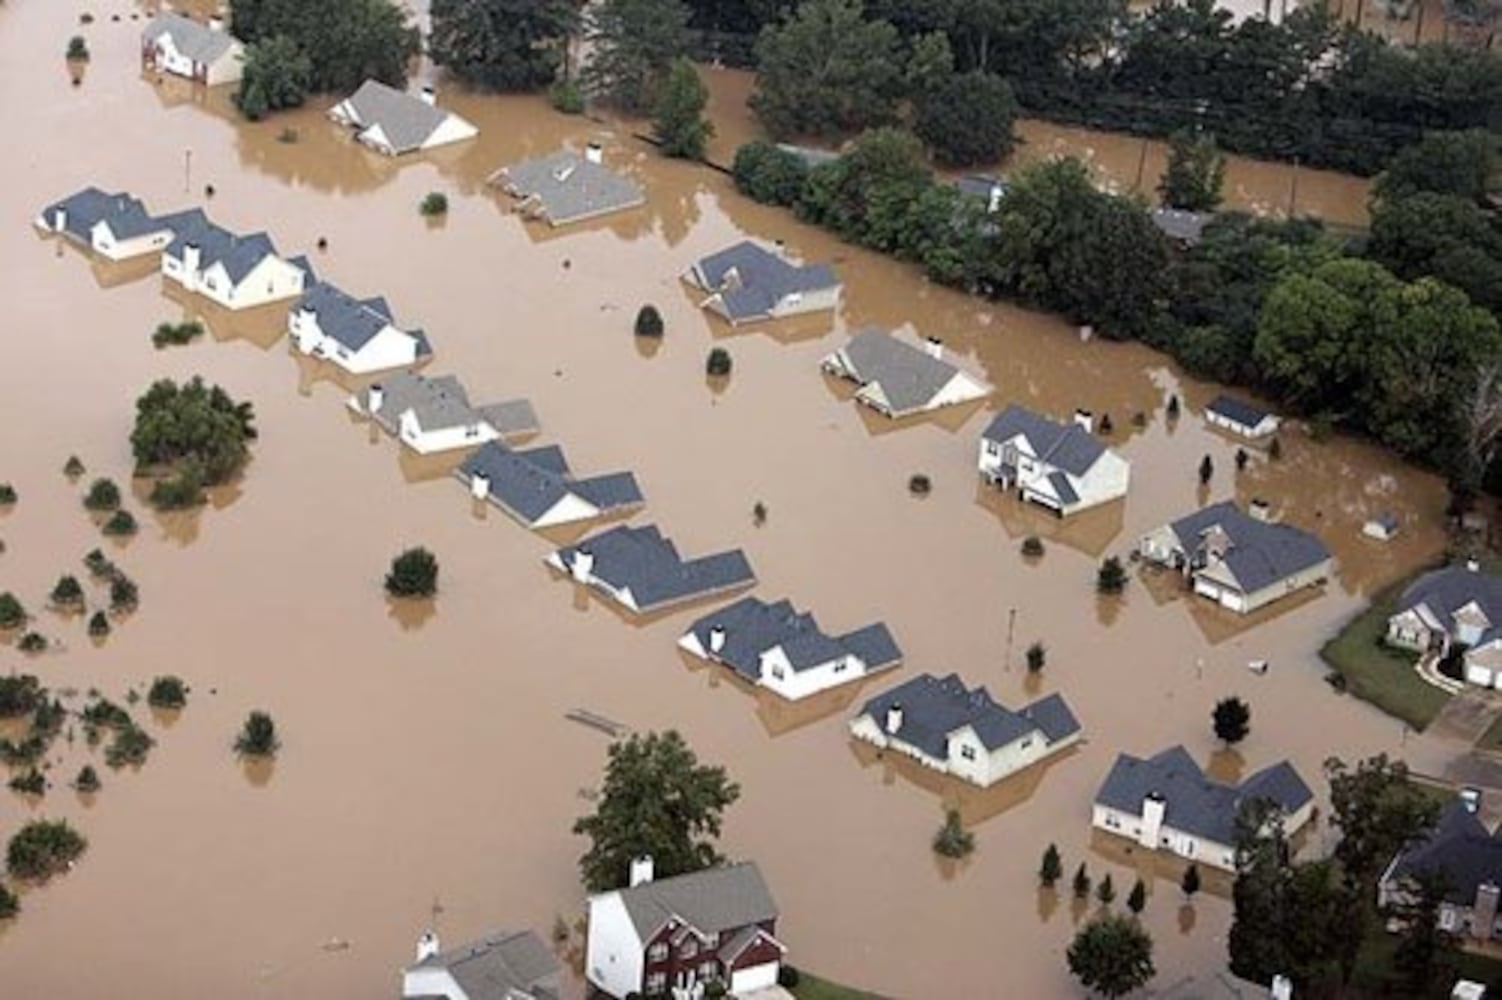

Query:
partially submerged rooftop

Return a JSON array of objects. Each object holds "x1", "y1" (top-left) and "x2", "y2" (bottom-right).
[
  {"x1": 333, "y1": 80, "x2": 476, "y2": 155},
  {"x1": 550, "y1": 524, "x2": 755, "y2": 613},
  {"x1": 297, "y1": 280, "x2": 430, "y2": 356},
  {"x1": 1168, "y1": 501, "x2": 1330, "y2": 595},
  {"x1": 824, "y1": 328, "x2": 990, "y2": 416},
  {"x1": 366, "y1": 372, "x2": 537, "y2": 438},
  {"x1": 405, "y1": 928, "x2": 562, "y2": 1000},
  {"x1": 856, "y1": 672, "x2": 1081, "y2": 759},
  {"x1": 607, "y1": 862, "x2": 779, "y2": 941},
  {"x1": 141, "y1": 12, "x2": 237, "y2": 66},
  {"x1": 489, "y1": 148, "x2": 646, "y2": 227},
  {"x1": 682, "y1": 595, "x2": 901, "y2": 681},
  {"x1": 39, "y1": 187, "x2": 162, "y2": 244},
  {"x1": 458, "y1": 441, "x2": 643, "y2": 527},
  {"x1": 983, "y1": 404, "x2": 1110, "y2": 477},
  {"x1": 688, "y1": 240, "x2": 840, "y2": 323}
]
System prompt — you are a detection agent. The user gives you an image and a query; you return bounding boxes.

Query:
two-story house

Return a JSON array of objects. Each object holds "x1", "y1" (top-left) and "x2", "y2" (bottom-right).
[
  {"x1": 161, "y1": 214, "x2": 308, "y2": 310},
  {"x1": 290, "y1": 280, "x2": 431, "y2": 375},
  {"x1": 1386, "y1": 564, "x2": 1502, "y2": 688},
  {"x1": 978, "y1": 404, "x2": 1130, "y2": 516},
  {"x1": 586, "y1": 859, "x2": 784, "y2": 998}
]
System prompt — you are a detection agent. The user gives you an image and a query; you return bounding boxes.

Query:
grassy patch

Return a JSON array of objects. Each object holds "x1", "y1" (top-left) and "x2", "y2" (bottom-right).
[
  {"x1": 1352, "y1": 918, "x2": 1502, "y2": 995},
  {"x1": 1319, "y1": 583, "x2": 1450, "y2": 732},
  {"x1": 792, "y1": 973, "x2": 887, "y2": 1000}
]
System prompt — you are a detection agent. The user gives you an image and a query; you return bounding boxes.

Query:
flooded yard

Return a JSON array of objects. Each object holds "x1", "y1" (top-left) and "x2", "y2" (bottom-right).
[{"x1": 0, "y1": 2, "x2": 1465, "y2": 997}]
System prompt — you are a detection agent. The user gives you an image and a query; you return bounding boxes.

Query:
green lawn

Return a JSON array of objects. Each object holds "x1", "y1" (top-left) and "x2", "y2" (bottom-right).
[
  {"x1": 1320, "y1": 582, "x2": 1450, "y2": 732},
  {"x1": 791, "y1": 972, "x2": 888, "y2": 1000},
  {"x1": 1478, "y1": 713, "x2": 1502, "y2": 753},
  {"x1": 1352, "y1": 920, "x2": 1502, "y2": 996}
]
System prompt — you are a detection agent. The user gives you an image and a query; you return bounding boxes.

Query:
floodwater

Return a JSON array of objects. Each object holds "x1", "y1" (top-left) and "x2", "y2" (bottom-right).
[{"x1": 0, "y1": 4, "x2": 1464, "y2": 998}]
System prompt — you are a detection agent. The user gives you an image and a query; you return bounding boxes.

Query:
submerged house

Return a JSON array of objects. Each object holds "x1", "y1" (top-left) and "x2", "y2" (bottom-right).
[
  {"x1": 140, "y1": 11, "x2": 244, "y2": 86},
  {"x1": 1138, "y1": 500, "x2": 1332, "y2": 614},
  {"x1": 678, "y1": 596, "x2": 901, "y2": 701},
  {"x1": 35, "y1": 188, "x2": 193, "y2": 261},
  {"x1": 289, "y1": 280, "x2": 430, "y2": 374},
  {"x1": 354, "y1": 372, "x2": 538, "y2": 454},
  {"x1": 402, "y1": 927, "x2": 562, "y2": 1000},
  {"x1": 1379, "y1": 790, "x2": 1502, "y2": 943},
  {"x1": 978, "y1": 405, "x2": 1130, "y2": 516},
  {"x1": 685, "y1": 241, "x2": 842, "y2": 326},
  {"x1": 1205, "y1": 395, "x2": 1281, "y2": 439},
  {"x1": 954, "y1": 174, "x2": 1008, "y2": 212},
  {"x1": 821, "y1": 328, "x2": 991, "y2": 418},
  {"x1": 586, "y1": 859, "x2": 785, "y2": 999},
  {"x1": 849, "y1": 673, "x2": 1082, "y2": 788},
  {"x1": 1092, "y1": 745, "x2": 1315, "y2": 872},
  {"x1": 1150, "y1": 208, "x2": 1211, "y2": 248},
  {"x1": 161, "y1": 214, "x2": 308, "y2": 310},
  {"x1": 488, "y1": 146, "x2": 645, "y2": 227},
  {"x1": 1387, "y1": 564, "x2": 1502, "y2": 688},
  {"x1": 329, "y1": 80, "x2": 478, "y2": 156},
  {"x1": 457, "y1": 441, "x2": 643, "y2": 530},
  {"x1": 547, "y1": 525, "x2": 754, "y2": 615}
]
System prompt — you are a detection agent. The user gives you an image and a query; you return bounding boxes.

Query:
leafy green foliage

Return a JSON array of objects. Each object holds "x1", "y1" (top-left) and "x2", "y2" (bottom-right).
[
  {"x1": 549, "y1": 78, "x2": 586, "y2": 113},
  {"x1": 0, "y1": 675, "x2": 42, "y2": 717},
  {"x1": 1040, "y1": 843, "x2": 1062, "y2": 886},
  {"x1": 63, "y1": 456, "x2": 85, "y2": 479},
  {"x1": 0, "y1": 484, "x2": 15, "y2": 505},
  {"x1": 66, "y1": 36, "x2": 89, "y2": 60},
  {"x1": 1389, "y1": 868, "x2": 1458, "y2": 996},
  {"x1": 1096, "y1": 873, "x2": 1115, "y2": 905},
  {"x1": 1127, "y1": 878, "x2": 1147, "y2": 915},
  {"x1": 933, "y1": 808, "x2": 975, "y2": 859},
  {"x1": 147, "y1": 676, "x2": 188, "y2": 710},
  {"x1": 386, "y1": 547, "x2": 438, "y2": 597},
  {"x1": 705, "y1": 347, "x2": 732, "y2": 376},
  {"x1": 87, "y1": 610, "x2": 110, "y2": 638},
  {"x1": 152, "y1": 320, "x2": 205, "y2": 348},
  {"x1": 1372, "y1": 129, "x2": 1499, "y2": 204},
  {"x1": 420, "y1": 192, "x2": 449, "y2": 217},
  {"x1": 50, "y1": 575, "x2": 84, "y2": 607},
  {"x1": 235, "y1": 35, "x2": 313, "y2": 121},
  {"x1": 231, "y1": 0, "x2": 419, "y2": 93},
  {"x1": 1021, "y1": 536, "x2": 1044, "y2": 558},
  {"x1": 913, "y1": 71, "x2": 1017, "y2": 168},
  {"x1": 74, "y1": 765, "x2": 100, "y2": 793},
  {"x1": 653, "y1": 59, "x2": 714, "y2": 159},
  {"x1": 235, "y1": 710, "x2": 280, "y2": 757},
  {"x1": 1325, "y1": 755, "x2": 1440, "y2": 886},
  {"x1": 1097, "y1": 557, "x2": 1127, "y2": 594},
  {"x1": 7, "y1": 820, "x2": 87, "y2": 880},
  {"x1": 83, "y1": 548, "x2": 115, "y2": 579},
  {"x1": 149, "y1": 464, "x2": 205, "y2": 510},
  {"x1": 574, "y1": 730, "x2": 740, "y2": 892},
  {"x1": 1213, "y1": 696, "x2": 1251, "y2": 745},
  {"x1": 430, "y1": 0, "x2": 579, "y2": 91},
  {"x1": 0, "y1": 593, "x2": 27, "y2": 630},
  {"x1": 17, "y1": 632, "x2": 47, "y2": 654},
  {"x1": 0, "y1": 882, "x2": 17, "y2": 918},
  {"x1": 106, "y1": 723, "x2": 154, "y2": 768},
  {"x1": 1159, "y1": 130, "x2": 1225, "y2": 212},
  {"x1": 1067, "y1": 914, "x2": 1155, "y2": 998},
  {"x1": 1073, "y1": 862, "x2": 1091, "y2": 899},
  {"x1": 82, "y1": 478, "x2": 121, "y2": 512},
  {"x1": 1181, "y1": 863, "x2": 1200, "y2": 897},
  {"x1": 9, "y1": 769, "x2": 44, "y2": 796},
  {"x1": 1025, "y1": 642, "x2": 1046, "y2": 672},
  {"x1": 131, "y1": 377, "x2": 255, "y2": 500},
  {"x1": 109, "y1": 576, "x2": 138, "y2": 612},
  {"x1": 634, "y1": 305, "x2": 664, "y2": 337},
  {"x1": 731, "y1": 141, "x2": 809, "y2": 207},
  {"x1": 583, "y1": 0, "x2": 691, "y2": 112}
]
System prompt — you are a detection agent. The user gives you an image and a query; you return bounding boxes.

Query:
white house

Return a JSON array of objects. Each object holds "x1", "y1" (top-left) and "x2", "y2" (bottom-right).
[
  {"x1": 848, "y1": 673, "x2": 1082, "y2": 788},
  {"x1": 678, "y1": 596, "x2": 901, "y2": 701},
  {"x1": 684, "y1": 241, "x2": 842, "y2": 325},
  {"x1": 289, "y1": 280, "x2": 431, "y2": 374},
  {"x1": 1387, "y1": 564, "x2": 1502, "y2": 689},
  {"x1": 821, "y1": 328, "x2": 992, "y2": 418},
  {"x1": 586, "y1": 859, "x2": 785, "y2": 999},
  {"x1": 35, "y1": 189, "x2": 199, "y2": 262},
  {"x1": 329, "y1": 80, "x2": 478, "y2": 156},
  {"x1": 1138, "y1": 500, "x2": 1332, "y2": 614},
  {"x1": 140, "y1": 12, "x2": 244, "y2": 85},
  {"x1": 457, "y1": 441, "x2": 643, "y2": 530},
  {"x1": 352, "y1": 372, "x2": 538, "y2": 455},
  {"x1": 1206, "y1": 394, "x2": 1281, "y2": 439},
  {"x1": 401, "y1": 927, "x2": 562, "y2": 1000},
  {"x1": 1092, "y1": 745, "x2": 1315, "y2": 872},
  {"x1": 547, "y1": 525, "x2": 755, "y2": 616},
  {"x1": 979, "y1": 404, "x2": 1130, "y2": 516},
  {"x1": 161, "y1": 215, "x2": 308, "y2": 310}
]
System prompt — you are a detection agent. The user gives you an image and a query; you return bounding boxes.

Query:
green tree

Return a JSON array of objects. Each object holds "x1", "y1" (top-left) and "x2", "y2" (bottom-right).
[
  {"x1": 147, "y1": 676, "x2": 188, "y2": 710},
  {"x1": 235, "y1": 710, "x2": 280, "y2": 757},
  {"x1": 0, "y1": 593, "x2": 27, "y2": 629},
  {"x1": 0, "y1": 882, "x2": 15, "y2": 918},
  {"x1": 1372, "y1": 129, "x2": 1499, "y2": 204},
  {"x1": 706, "y1": 347, "x2": 733, "y2": 376},
  {"x1": 1073, "y1": 861, "x2": 1092, "y2": 899},
  {"x1": 1181, "y1": 863, "x2": 1200, "y2": 897},
  {"x1": 131, "y1": 378, "x2": 256, "y2": 498},
  {"x1": 933, "y1": 808, "x2": 975, "y2": 858},
  {"x1": 1325, "y1": 754, "x2": 1440, "y2": 887},
  {"x1": 1213, "y1": 696, "x2": 1251, "y2": 746},
  {"x1": 1067, "y1": 914, "x2": 1155, "y2": 999},
  {"x1": 732, "y1": 141, "x2": 810, "y2": 206},
  {"x1": 583, "y1": 0, "x2": 691, "y2": 112},
  {"x1": 1389, "y1": 869, "x2": 1458, "y2": 996},
  {"x1": 74, "y1": 765, "x2": 100, "y2": 793},
  {"x1": 231, "y1": 0, "x2": 419, "y2": 93},
  {"x1": 653, "y1": 58, "x2": 714, "y2": 159},
  {"x1": 82, "y1": 478, "x2": 121, "y2": 512},
  {"x1": 635, "y1": 305, "x2": 665, "y2": 337},
  {"x1": 386, "y1": 547, "x2": 439, "y2": 597},
  {"x1": 1097, "y1": 557, "x2": 1128, "y2": 594},
  {"x1": 7, "y1": 820, "x2": 87, "y2": 880},
  {"x1": 1126, "y1": 878, "x2": 1147, "y2": 914},
  {"x1": 50, "y1": 576, "x2": 83, "y2": 608},
  {"x1": 914, "y1": 70, "x2": 1017, "y2": 168},
  {"x1": 1096, "y1": 873, "x2": 1116, "y2": 905},
  {"x1": 574, "y1": 730, "x2": 740, "y2": 892},
  {"x1": 1367, "y1": 192, "x2": 1502, "y2": 312},
  {"x1": 1025, "y1": 642, "x2": 1046, "y2": 672},
  {"x1": 1159, "y1": 130, "x2": 1226, "y2": 212},
  {"x1": 751, "y1": 0, "x2": 904, "y2": 139},
  {"x1": 429, "y1": 0, "x2": 579, "y2": 91},
  {"x1": 235, "y1": 35, "x2": 312, "y2": 121},
  {"x1": 1040, "y1": 843, "x2": 1062, "y2": 886}
]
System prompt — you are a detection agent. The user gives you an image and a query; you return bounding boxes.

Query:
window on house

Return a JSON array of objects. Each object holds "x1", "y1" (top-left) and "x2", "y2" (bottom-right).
[
  {"x1": 960, "y1": 745, "x2": 976, "y2": 761},
  {"x1": 833, "y1": 661, "x2": 848, "y2": 672},
  {"x1": 1440, "y1": 908, "x2": 1459, "y2": 931},
  {"x1": 771, "y1": 666, "x2": 784, "y2": 680},
  {"x1": 681, "y1": 940, "x2": 698, "y2": 960},
  {"x1": 699, "y1": 961, "x2": 718, "y2": 979},
  {"x1": 985, "y1": 441, "x2": 999, "y2": 456},
  {"x1": 645, "y1": 972, "x2": 667, "y2": 995},
  {"x1": 1020, "y1": 738, "x2": 1032, "y2": 750},
  {"x1": 648, "y1": 943, "x2": 668, "y2": 963}
]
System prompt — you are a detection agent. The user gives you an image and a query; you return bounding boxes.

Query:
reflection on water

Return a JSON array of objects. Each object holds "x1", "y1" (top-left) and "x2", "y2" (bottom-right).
[{"x1": 386, "y1": 596, "x2": 437, "y2": 631}]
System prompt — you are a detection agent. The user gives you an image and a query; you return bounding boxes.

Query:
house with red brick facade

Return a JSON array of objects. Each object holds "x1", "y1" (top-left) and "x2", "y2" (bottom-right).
[{"x1": 586, "y1": 858, "x2": 784, "y2": 998}]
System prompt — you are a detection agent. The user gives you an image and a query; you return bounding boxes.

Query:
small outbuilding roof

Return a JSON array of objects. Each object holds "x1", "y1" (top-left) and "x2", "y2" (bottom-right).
[
  {"x1": 855, "y1": 672, "x2": 1081, "y2": 760},
  {"x1": 489, "y1": 150, "x2": 646, "y2": 226},
  {"x1": 1206, "y1": 394, "x2": 1274, "y2": 430}
]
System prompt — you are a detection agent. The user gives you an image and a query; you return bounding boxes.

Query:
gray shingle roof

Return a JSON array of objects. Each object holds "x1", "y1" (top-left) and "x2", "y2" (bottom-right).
[
  {"x1": 1169, "y1": 501, "x2": 1330, "y2": 595},
  {"x1": 1397, "y1": 566, "x2": 1502, "y2": 645},
  {"x1": 165, "y1": 214, "x2": 287, "y2": 284},
  {"x1": 298, "y1": 280, "x2": 427, "y2": 354},
  {"x1": 459, "y1": 441, "x2": 642, "y2": 526},
  {"x1": 1206, "y1": 394, "x2": 1272, "y2": 429},
  {"x1": 983, "y1": 404, "x2": 1107, "y2": 477},
  {"x1": 1388, "y1": 799, "x2": 1502, "y2": 906},
  {"x1": 477, "y1": 399, "x2": 540, "y2": 438},
  {"x1": 614, "y1": 863, "x2": 778, "y2": 942},
  {"x1": 954, "y1": 175, "x2": 1008, "y2": 201},
  {"x1": 554, "y1": 525, "x2": 754, "y2": 613},
  {"x1": 1094, "y1": 746, "x2": 1313, "y2": 846},
  {"x1": 142, "y1": 12, "x2": 235, "y2": 65},
  {"x1": 409, "y1": 929, "x2": 562, "y2": 1000},
  {"x1": 41, "y1": 188, "x2": 158, "y2": 243},
  {"x1": 491, "y1": 152, "x2": 646, "y2": 226},
  {"x1": 692, "y1": 241, "x2": 839, "y2": 322},
  {"x1": 338, "y1": 80, "x2": 455, "y2": 154},
  {"x1": 831, "y1": 329, "x2": 970, "y2": 415},
  {"x1": 370, "y1": 372, "x2": 530, "y2": 437},
  {"x1": 683, "y1": 596, "x2": 900, "y2": 680},
  {"x1": 856, "y1": 673, "x2": 1080, "y2": 759},
  {"x1": 1151, "y1": 208, "x2": 1210, "y2": 245}
]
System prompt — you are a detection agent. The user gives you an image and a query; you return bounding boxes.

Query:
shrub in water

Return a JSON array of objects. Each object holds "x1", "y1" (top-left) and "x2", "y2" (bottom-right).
[
  {"x1": 933, "y1": 808, "x2": 975, "y2": 859},
  {"x1": 74, "y1": 765, "x2": 100, "y2": 793},
  {"x1": 17, "y1": 633, "x2": 47, "y2": 654},
  {"x1": 110, "y1": 576, "x2": 139, "y2": 612},
  {"x1": 0, "y1": 484, "x2": 16, "y2": 505},
  {"x1": 50, "y1": 575, "x2": 84, "y2": 607},
  {"x1": 705, "y1": 348, "x2": 732, "y2": 377},
  {"x1": 549, "y1": 79, "x2": 585, "y2": 114},
  {"x1": 1021, "y1": 536, "x2": 1045, "y2": 558},
  {"x1": 419, "y1": 192, "x2": 448, "y2": 217},
  {"x1": 236, "y1": 710, "x2": 279, "y2": 757},
  {"x1": 66, "y1": 36, "x2": 89, "y2": 61},
  {"x1": 386, "y1": 547, "x2": 438, "y2": 598},
  {"x1": 87, "y1": 610, "x2": 110, "y2": 638},
  {"x1": 83, "y1": 478, "x2": 121, "y2": 512},
  {"x1": 634, "y1": 305, "x2": 664, "y2": 337},
  {"x1": 0, "y1": 593, "x2": 27, "y2": 629},
  {"x1": 1097, "y1": 557, "x2": 1128, "y2": 594},
  {"x1": 102, "y1": 510, "x2": 137, "y2": 536},
  {"x1": 105, "y1": 723, "x2": 154, "y2": 768},
  {"x1": 147, "y1": 675, "x2": 187, "y2": 710},
  {"x1": 6, "y1": 819, "x2": 87, "y2": 880}
]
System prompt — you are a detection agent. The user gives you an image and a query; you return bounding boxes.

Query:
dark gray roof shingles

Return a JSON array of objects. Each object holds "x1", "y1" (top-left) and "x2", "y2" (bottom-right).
[
  {"x1": 1169, "y1": 501, "x2": 1330, "y2": 595},
  {"x1": 492, "y1": 152, "x2": 645, "y2": 225},
  {"x1": 460, "y1": 442, "x2": 641, "y2": 525},
  {"x1": 412, "y1": 929, "x2": 563, "y2": 1000},
  {"x1": 983, "y1": 404, "x2": 1107, "y2": 477},
  {"x1": 556, "y1": 525, "x2": 754, "y2": 612},
  {"x1": 693, "y1": 241, "x2": 838, "y2": 322},
  {"x1": 1388, "y1": 799, "x2": 1502, "y2": 906},
  {"x1": 1206, "y1": 394, "x2": 1273, "y2": 429},
  {"x1": 615, "y1": 863, "x2": 778, "y2": 942},
  {"x1": 834, "y1": 329, "x2": 971, "y2": 415},
  {"x1": 856, "y1": 672, "x2": 1080, "y2": 759},
  {"x1": 685, "y1": 597, "x2": 899, "y2": 678}
]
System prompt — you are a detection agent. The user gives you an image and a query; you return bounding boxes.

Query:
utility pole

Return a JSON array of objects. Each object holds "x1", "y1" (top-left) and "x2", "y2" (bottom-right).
[
  {"x1": 184, "y1": 149, "x2": 192, "y2": 194},
  {"x1": 1287, "y1": 157, "x2": 1300, "y2": 219},
  {"x1": 1004, "y1": 607, "x2": 1016, "y2": 672},
  {"x1": 1134, "y1": 137, "x2": 1149, "y2": 194}
]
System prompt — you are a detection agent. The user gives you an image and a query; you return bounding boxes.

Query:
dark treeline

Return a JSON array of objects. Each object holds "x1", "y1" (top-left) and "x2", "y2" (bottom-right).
[{"x1": 735, "y1": 127, "x2": 1502, "y2": 493}]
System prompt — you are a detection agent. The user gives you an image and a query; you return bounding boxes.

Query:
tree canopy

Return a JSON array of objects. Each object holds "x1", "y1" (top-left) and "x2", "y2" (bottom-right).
[
  {"x1": 131, "y1": 378, "x2": 256, "y2": 505},
  {"x1": 1067, "y1": 914, "x2": 1155, "y2": 998},
  {"x1": 913, "y1": 70, "x2": 1018, "y2": 168},
  {"x1": 429, "y1": 0, "x2": 579, "y2": 91},
  {"x1": 653, "y1": 58, "x2": 714, "y2": 159},
  {"x1": 583, "y1": 0, "x2": 692, "y2": 112},
  {"x1": 1159, "y1": 130, "x2": 1226, "y2": 212},
  {"x1": 235, "y1": 35, "x2": 312, "y2": 121},
  {"x1": 231, "y1": 0, "x2": 419, "y2": 95}
]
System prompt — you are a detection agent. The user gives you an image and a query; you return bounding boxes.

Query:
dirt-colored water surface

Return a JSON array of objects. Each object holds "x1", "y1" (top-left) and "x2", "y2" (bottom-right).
[{"x1": 0, "y1": 4, "x2": 1466, "y2": 998}]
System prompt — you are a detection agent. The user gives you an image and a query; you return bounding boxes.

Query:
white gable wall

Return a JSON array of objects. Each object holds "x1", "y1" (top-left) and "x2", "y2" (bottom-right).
[
  {"x1": 586, "y1": 892, "x2": 645, "y2": 999},
  {"x1": 398, "y1": 410, "x2": 497, "y2": 455},
  {"x1": 758, "y1": 646, "x2": 866, "y2": 701},
  {"x1": 91, "y1": 220, "x2": 175, "y2": 261},
  {"x1": 1069, "y1": 449, "x2": 1131, "y2": 513},
  {"x1": 422, "y1": 113, "x2": 478, "y2": 151},
  {"x1": 926, "y1": 371, "x2": 989, "y2": 411},
  {"x1": 401, "y1": 966, "x2": 464, "y2": 1000},
  {"x1": 768, "y1": 284, "x2": 840, "y2": 320},
  {"x1": 532, "y1": 492, "x2": 601, "y2": 529}
]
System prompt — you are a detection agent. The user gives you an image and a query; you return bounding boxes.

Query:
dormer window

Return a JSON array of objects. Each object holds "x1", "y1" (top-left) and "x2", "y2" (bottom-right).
[
  {"x1": 648, "y1": 942, "x2": 668, "y2": 963},
  {"x1": 681, "y1": 939, "x2": 698, "y2": 959}
]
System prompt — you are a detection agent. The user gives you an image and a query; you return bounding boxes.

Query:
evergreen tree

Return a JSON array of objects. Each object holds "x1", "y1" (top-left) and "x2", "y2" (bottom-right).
[
  {"x1": 1159, "y1": 130, "x2": 1226, "y2": 212},
  {"x1": 583, "y1": 0, "x2": 690, "y2": 112},
  {"x1": 1040, "y1": 844, "x2": 1063, "y2": 887},
  {"x1": 429, "y1": 0, "x2": 579, "y2": 91},
  {"x1": 653, "y1": 58, "x2": 714, "y2": 159}
]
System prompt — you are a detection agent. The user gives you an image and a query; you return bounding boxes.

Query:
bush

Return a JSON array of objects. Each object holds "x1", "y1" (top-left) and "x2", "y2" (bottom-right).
[
  {"x1": 236, "y1": 710, "x2": 279, "y2": 757},
  {"x1": 109, "y1": 576, "x2": 139, "y2": 612},
  {"x1": 777, "y1": 965, "x2": 800, "y2": 988},
  {"x1": 0, "y1": 675, "x2": 42, "y2": 717},
  {"x1": 131, "y1": 377, "x2": 255, "y2": 490},
  {"x1": 151, "y1": 321, "x2": 204, "y2": 348},
  {"x1": 74, "y1": 765, "x2": 100, "y2": 793},
  {"x1": 419, "y1": 192, "x2": 448, "y2": 217},
  {"x1": 87, "y1": 611, "x2": 110, "y2": 637},
  {"x1": 147, "y1": 676, "x2": 187, "y2": 710},
  {"x1": 82, "y1": 477, "x2": 121, "y2": 511},
  {"x1": 66, "y1": 36, "x2": 89, "y2": 60},
  {"x1": 1040, "y1": 844, "x2": 1063, "y2": 886},
  {"x1": 933, "y1": 808, "x2": 975, "y2": 859},
  {"x1": 1073, "y1": 862, "x2": 1092, "y2": 899},
  {"x1": 1097, "y1": 557, "x2": 1128, "y2": 594},
  {"x1": 908, "y1": 474, "x2": 932, "y2": 496},
  {"x1": 549, "y1": 79, "x2": 585, "y2": 114},
  {"x1": 9, "y1": 769, "x2": 44, "y2": 796},
  {"x1": 81, "y1": 697, "x2": 131, "y2": 732},
  {"x1": 1026, "y1": 642, "x2": 1046, "y2": 672},
  {"x1": 914, "y1": 71, "x2": 1018, "y2": 168},
  {"x1": 0, "y1": 593, "x2": 27, "y2": 629},
  {"x1": 1021, "y1": 536, "x2": 1045, "y2": 558},
  {"x1": 18, "y1": 632, "x2": 47, "y2": 654},
  {"x1": 634, "y1": 305, "x2": 664, "y2": 337},
  {"x1": 234, "y1": 34, "x2": 311, "y2": 121},
  {"x1": 83, "y1": 548, "x2": 115, "y2": 579},
  {"x1": 386, "y1": 547, "x2": 438, "y2": 597},
  {"x1": 706, "y1": 347, "x2": 732, "y2": 376},
  {"x1": 6, "y1": 819, "x2": 87, "y2": 880},
  {"x1": 0, "y1": 484, "x2": 15, "y2": 505},
  {"x1": 106, "y1": 723, "x2": 154, "y2": 768},
  {"x1": 149, "y1": 464, "x2": 205, "y2": 509},
  {"x1": 102, "y1": 510, "x2": 137, "y2": 537},
  {"x1": 0, "y1": 882, "x2": 16, "y2": 918},
  {"x1": 50, "y1": 575, "x2": 84, "y2": 607},
  {"x1": 732, "y1": 141, "x2": 810, "y2": 207}
]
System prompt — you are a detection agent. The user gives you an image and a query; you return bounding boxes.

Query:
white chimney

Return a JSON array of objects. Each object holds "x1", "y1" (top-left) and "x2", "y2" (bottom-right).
[
  {"x1": 1248, "y1": 498, "x2": 1273, "y2": 523},
  {"x1": 1468, "y1": 559, "x2": 1481, "y2": 573},
  {"x1": 1139, "y1": 793, "x2": 1166, "y2": 849},
  {"x1": 923, "y1": 336, "x2": 943, "y2": 360},
  {"x1": 570, "y1": 548, "x2": 595, "y2": 582},
  {"x1": 208, "y1": 15, "x2": 225, "y2": 31},
  {"x1": 884, "y1": 703, "x2": 903, "y2": 734},
  {"x1": 470, "y1": 472, "x2": 490, "y2": 500},
  {"x1": 708, "y1": 625, "x2": 726, "y2": 654},
  {"x1": 629, "y1": 855, "x2": 655, "y2": 887},
  {"x1": 52, "y1": 208, "x2": 67, "y2": 232},
  {"x1": 366, "y1": 383, "x2": 385, "y2": 414},
  {"x1": 419, "y1": 85, "x2": 437, "y2": 106},
  {"x1": 585, "y1": 142, "x2": 604, "y2": 165},
  {"x1": 182, "y1": 241, "x2": 202, "y2": 284},
  {"x1": 1073, "y1": 409, "x2": 1093, "y2": 433},
  {"x1": 1270, "y1": 975, "x2": 1293, "y2": 1000},
  {"x1": 987, "y1": 183, "x2": 1003, "y2": 214},
  {"x1": 416, "y1": 929, "x2": 440, "y2": 962}
]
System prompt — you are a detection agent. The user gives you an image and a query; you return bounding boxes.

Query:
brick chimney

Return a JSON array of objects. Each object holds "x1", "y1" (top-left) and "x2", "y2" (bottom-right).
[{"x1": 1474, "y1": 882, "x2": 1499, "y2": 942}]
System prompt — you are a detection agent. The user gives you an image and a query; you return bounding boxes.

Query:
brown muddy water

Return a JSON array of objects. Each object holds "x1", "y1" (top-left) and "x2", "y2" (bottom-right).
[{"x1": 0, "y1": 4, "x2": 1463, "y2": 998}]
